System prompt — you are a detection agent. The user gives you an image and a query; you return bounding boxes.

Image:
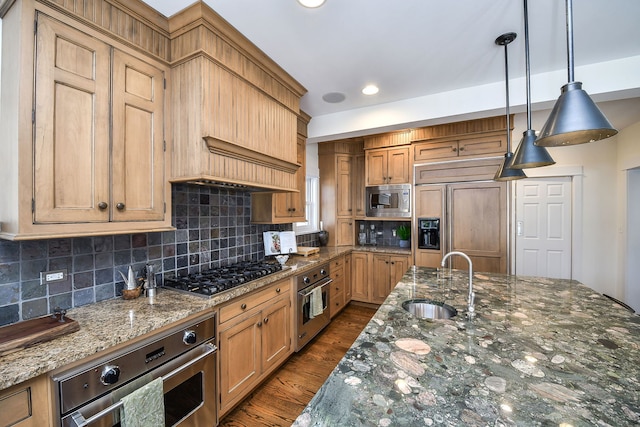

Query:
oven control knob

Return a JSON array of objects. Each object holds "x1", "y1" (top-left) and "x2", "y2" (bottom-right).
[
  {"x1": 183, "y1": 330, "x2": 197, "y2": 345},
  {"x1": 100, "y1": 365, "x2": 120, "y2": 386},
  {"x1": 303, "y1": 276, "x2": 310, "y2": 285}
]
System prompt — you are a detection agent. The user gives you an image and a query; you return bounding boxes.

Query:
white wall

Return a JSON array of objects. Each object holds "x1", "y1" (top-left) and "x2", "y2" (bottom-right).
[{"x1": 616, "y1": 121, "x2": 640, "y2": 308}]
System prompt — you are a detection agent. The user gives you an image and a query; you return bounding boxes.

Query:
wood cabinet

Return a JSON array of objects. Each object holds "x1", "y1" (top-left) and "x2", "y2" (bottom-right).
[
  {"x1": 329, "y1": 255, "x2": 351, "y2": 318},
  {"x1": 251, "y1": 113, "x2": 309, "y2": 224},
  {"x1": 365, "y1": 146, "x2": 410, "y2": 185},
  {"x1": 0, "y1": 374, "x2": 53, "y2": 427},
  {"x1": 218, "y1": 279, "x2": 292, "y2": 415},
  {"x1": 0, "y1": 8, "x2": 172, "y2": 240},
  {"x1": 414, "y1": 181, "x2": 507, "y2": 273},
  {"x1": 351, "y1": 251, "x2": 409, "y2": 304},
  {"x1": 351, "y1": 252, "x2": 370, "y2": 302},
  {"x1": 413, "y1": 133, "x2": 507, "y2": 163},
  {"x1": 353, "y1": 154, "x2": 366, "y2": 218},
  {"x1": 371, "y1": 254, "x2": 410, "y2": 304},
  {"x1": 318, "y1": 140, "x2": 363, "y2": 246}
]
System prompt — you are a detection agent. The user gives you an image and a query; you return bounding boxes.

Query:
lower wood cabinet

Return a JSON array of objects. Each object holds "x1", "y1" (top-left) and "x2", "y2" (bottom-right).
[
  {"x1": 329, "y1": 255, "x2": 351, "y2": 318},
  {"x1": 0, "y1": 374, "x2": 53, "y2": 427},
  {"x1": 218, "y1": 279, "x2": 291, "y2": 416},
  {"x1": 351, "y1": 251, "x2": 410, "y2": 304}
]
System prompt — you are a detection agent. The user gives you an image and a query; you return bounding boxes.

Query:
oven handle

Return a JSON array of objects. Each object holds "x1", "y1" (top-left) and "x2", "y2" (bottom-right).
[
  {"x1": 68, "y1": 342, "x2": 217, "y2": 427},
  {"x1": 298, "y1": 278, "x2": 332, "y2": 298}
]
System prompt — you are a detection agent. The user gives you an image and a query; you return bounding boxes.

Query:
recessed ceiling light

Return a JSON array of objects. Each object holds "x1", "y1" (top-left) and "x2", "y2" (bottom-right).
[
  {"x1": 298, "y1": 0, "x2": 326, "y2": 8},
  {"x1": 362, "y1": 85, "x2": 379, "y2": 95},
  {"x1": 322, "y1": 92, "x2": 346, "y2": 103}
]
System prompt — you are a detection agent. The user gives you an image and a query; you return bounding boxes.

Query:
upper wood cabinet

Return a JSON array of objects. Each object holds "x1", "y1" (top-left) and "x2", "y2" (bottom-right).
[
  {"x1": 0, "y1": 6, "x2": 172, "y2": 240},
  {"x1": 168, "y1": 2, "x2": 306, "y2": 192},
  {"x1": 365, "y1": 146, "x2": 411, "y2": 185},
  {"x1": 251, "y1": 113, "x2": 309, "y2": 224},
  {"x1": 319, "y1": 140, "x2": 362, "y2": 246},
  {"x1": 353, "y1": 154, "x2": 366, "y2": 218}
]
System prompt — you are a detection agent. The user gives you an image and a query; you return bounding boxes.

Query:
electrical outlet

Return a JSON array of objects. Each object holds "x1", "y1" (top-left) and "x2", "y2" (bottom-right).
[{"x1": 40, "y1": 269, "x2": 67, "y2": 285}]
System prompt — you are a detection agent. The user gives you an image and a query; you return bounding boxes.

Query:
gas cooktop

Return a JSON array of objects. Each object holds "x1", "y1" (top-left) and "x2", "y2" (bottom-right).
[{"x1": 163, "y1": 260, "x2": 283, "y2": 298}]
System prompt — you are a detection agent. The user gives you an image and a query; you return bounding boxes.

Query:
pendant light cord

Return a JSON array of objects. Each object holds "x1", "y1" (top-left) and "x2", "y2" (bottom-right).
[
  {"x1": 503, "y1": 41, "x2": 511, "y2": 153},
  {"x1": 566, "y1": 0, "x2": 575, "y2": 82},
  {"x1": 524, "y1": 0, "x2": 532, "y2": 131}
]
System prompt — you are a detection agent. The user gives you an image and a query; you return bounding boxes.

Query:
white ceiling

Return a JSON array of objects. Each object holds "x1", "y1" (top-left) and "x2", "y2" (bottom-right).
[{"x1": 141, "y1": 0, "x2": 640, "y2": 141}]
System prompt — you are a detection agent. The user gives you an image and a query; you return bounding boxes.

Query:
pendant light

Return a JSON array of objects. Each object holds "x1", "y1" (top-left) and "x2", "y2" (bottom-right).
[
  {"x1": 535, "y1": 0, "x2": 617, "y2": 147},
  {"x1": 494, "y1": 32, "x2": 527, "y2": 181},
  {"x1": 511, "y1": 0, "x2": 555, "y2": 169}
]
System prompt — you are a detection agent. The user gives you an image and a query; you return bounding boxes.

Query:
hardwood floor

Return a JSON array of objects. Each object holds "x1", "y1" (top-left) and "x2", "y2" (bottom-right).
[{"x1": 219, "y1": 303, "x2": 377, "y2": 427}]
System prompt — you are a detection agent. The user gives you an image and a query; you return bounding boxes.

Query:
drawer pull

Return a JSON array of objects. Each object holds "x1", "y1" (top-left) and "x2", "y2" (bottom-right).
[
  {"x1": 276, "y1": 288, "x2": 281, "y2": 293},
  {"x1": 241, "y1": 303, "x2": 247, "y2": 310}
]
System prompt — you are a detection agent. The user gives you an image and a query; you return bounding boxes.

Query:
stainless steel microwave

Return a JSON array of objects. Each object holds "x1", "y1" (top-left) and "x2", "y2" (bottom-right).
[{"x1": 365, "y1": 184, "x2": 411, "y2": 218}]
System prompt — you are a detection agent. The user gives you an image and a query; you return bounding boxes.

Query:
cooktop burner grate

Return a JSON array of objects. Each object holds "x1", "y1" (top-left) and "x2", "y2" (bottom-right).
[{"x1": 163, "y1": 260, "x2": 283, "y2": 297}]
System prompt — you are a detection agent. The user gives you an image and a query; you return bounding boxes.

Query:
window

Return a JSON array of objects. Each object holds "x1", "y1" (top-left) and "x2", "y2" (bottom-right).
[{"x1": 293, "y1": 176, "x2": 319, "y2": 235}]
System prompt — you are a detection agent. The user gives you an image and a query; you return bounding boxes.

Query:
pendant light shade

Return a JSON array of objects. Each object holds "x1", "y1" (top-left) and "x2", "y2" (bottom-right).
[
  {"x1": 494, "y1": 32, "x2": 526, "y2": 181},
  {"x1": 511, "y1": 0, "x2": 555, "y2": 169},
  {"x1": 534, "y1": 0, "x2": 617, "y2": 147}
]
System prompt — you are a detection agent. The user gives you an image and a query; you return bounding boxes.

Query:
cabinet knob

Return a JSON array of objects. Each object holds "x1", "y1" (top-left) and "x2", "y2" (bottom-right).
[
  {"x1": 241, "y1": 303, "x2": 247, "y2": 309},
  {"x1": 257, "y1": 321, "x2": 262, "y2": 327},
  {"x1": 263, "y1": 317, "x2": 269, "y2": 324},
  {"x1": 452, "y1": 147, "x2": 458, "y2": 152},
  {"x1": 98, "y1": 202, "x2": 108, "y2": 210},
  {"x1": 292, "y1": 208, "x2": 296, "y2": 212},
  {"x1": 276, "y1": 288, "x2": 281, "y2": 293},
  {"x1": 116, "y1": 202, "x2": 125, "y2": 210},
  {"x1": 459, "y1": 147, "x2": 465, "y2": 151}
]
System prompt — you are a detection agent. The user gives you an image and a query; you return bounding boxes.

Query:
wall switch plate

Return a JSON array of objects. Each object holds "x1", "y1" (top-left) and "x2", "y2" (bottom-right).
[{"x1": 40, "y1": 269, "x2": 67, "y2": 285}]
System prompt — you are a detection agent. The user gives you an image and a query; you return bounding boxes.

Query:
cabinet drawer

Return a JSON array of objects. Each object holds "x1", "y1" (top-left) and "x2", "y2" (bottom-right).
[
  {"x1": 219, "y1": 279, "x2": 290, "y2": 324},
  {"x1": 332, "y1": 265, "x2": 345, "y2": 282},
  {"x1": 330, "y1": 292, "x2": 346, "y2": 318},
  {"x1": 330, "y1": 257, "x2": 345, "y2": 270}
]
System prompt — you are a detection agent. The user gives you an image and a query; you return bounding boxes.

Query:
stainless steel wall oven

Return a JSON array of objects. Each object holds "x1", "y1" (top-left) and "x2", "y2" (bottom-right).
[
  {"x1": 295, "y1": 263, "x2": 331, "y2": 351},
  {"x1": 52, "y1": 312, "x2": 217, "y2": 427}
]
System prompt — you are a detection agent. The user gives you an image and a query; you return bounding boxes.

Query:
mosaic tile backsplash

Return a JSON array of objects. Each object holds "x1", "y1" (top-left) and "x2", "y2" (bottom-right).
[{"x1": 0, "y1": 184, "x2": 319, "y2": 326}]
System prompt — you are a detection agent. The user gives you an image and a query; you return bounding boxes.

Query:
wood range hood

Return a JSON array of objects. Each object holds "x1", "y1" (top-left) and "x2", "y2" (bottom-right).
[{"x1": 168, "y1": 1, "x2": 307, "y2": 193}]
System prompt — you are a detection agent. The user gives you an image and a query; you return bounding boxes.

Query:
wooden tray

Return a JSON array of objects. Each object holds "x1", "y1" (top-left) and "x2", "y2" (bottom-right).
[
  {"x1": 0, "y1": 314, "x2": 79, "y2": 356},
  {"x1": 295, "y1": 246, "x2": 320, "y2": 257}
]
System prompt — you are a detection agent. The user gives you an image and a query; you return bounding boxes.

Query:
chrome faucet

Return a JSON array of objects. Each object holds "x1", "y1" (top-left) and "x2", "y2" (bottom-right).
[{"x1": 441, "y1": 251, "x2": 475, "y2": 318}]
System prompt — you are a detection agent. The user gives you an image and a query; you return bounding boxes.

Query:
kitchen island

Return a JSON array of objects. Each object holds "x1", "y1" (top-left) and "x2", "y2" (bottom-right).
[{"x1": 294, "y1": 268, "x2": 640, "y2": 426}]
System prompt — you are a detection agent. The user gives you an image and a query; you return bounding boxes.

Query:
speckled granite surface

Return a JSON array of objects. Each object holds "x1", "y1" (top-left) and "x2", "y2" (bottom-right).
[
  {"x1": 294, "y1": 268, "x2": 640, "y2": 426},
  {"x1": 0, "y1": 246, "x2": 407, "y2": 391}
]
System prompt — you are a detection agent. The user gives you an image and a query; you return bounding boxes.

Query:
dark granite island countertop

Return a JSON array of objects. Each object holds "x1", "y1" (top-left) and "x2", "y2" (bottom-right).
[{"x1": 294, "y1": 268, "x2": 640, "y2": 426}]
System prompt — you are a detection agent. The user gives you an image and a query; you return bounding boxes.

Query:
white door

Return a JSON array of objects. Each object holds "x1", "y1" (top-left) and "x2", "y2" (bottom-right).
[{"x1": 515, "y1": 177, "x2": 572, "y2": 279}]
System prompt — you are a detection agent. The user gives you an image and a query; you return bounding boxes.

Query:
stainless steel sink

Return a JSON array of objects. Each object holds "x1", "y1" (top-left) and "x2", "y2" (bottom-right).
[{"x1": 401, "y1": 299, "x2": 457, "y2": 319}]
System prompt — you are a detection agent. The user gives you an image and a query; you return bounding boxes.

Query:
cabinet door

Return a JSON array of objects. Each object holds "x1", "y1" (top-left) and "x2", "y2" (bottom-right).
[
  {"x1": 336, "y1": 218, "x2": 354, "y2": 246},
  {"x1": 448, "y1": 181, "x2": 507, "y2": 273},
  {"x1": 0, "y1": 374, "x2": 52, "y2": 427},
  {"x1": 389, "y1": 255, "x2": 409, "y2": 292},
  {"x1": 458, "y1": 134, "x2": 506, "y2": 158},
  {"x1": 344, "y1": 254, "x2": 352, "y2": 302},
  {"x1": 366, "y1": 149, "x2": 388, "y2": 185},
  {"x1": 413, "y1": 140, "x2": 459, "y2": 162},
  {"x1": 290, "y1": 136, "x2": 307, "y2": 220},
  {"x1": 371, "y1": 254, "x2": 390, "y2": 304},
  {"x1": 261, "y1": 296, "x2": 291, "y2": 374},
  {"x1": 219, "y1": 312, "x2": 261, "y2": 412},
  {"x1": 353, "y1": 154, "x2": 366, "y2": 217},
  {"x1": 336, "y1": 155, "x2": 353, "y2": 217},
  {"x1": 386, "y1": 146, "x2": 410, "y2": 184},
  {"x1": 112, "y1": 49, "x2": 166, "y2": 222},
  {"x1": 415, "y1": 185, "x2": 445, "y2": 219},
  {"x1": 34, "y1": 14, "x2": 111, "y2": 223},
  {"x1": 351, "y1": 252, "x2": 369, "y2": 302}
]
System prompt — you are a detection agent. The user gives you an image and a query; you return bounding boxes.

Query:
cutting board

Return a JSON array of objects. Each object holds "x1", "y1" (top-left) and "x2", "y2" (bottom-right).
[
  {"x1": 0, "y1": 314, "x2": 79, "y2": 356},
  {"x1": 295, "y1": 246, "x2": 320, "y2": 257}
]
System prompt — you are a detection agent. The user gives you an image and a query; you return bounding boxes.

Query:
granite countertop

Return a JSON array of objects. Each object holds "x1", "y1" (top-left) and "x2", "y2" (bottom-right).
[
  {"x1": 294, "y1": 268, "x2": 640, "y2": 426},
  {"x1": 0, "y1": 245, "x2": 406, "y2": 391}
]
